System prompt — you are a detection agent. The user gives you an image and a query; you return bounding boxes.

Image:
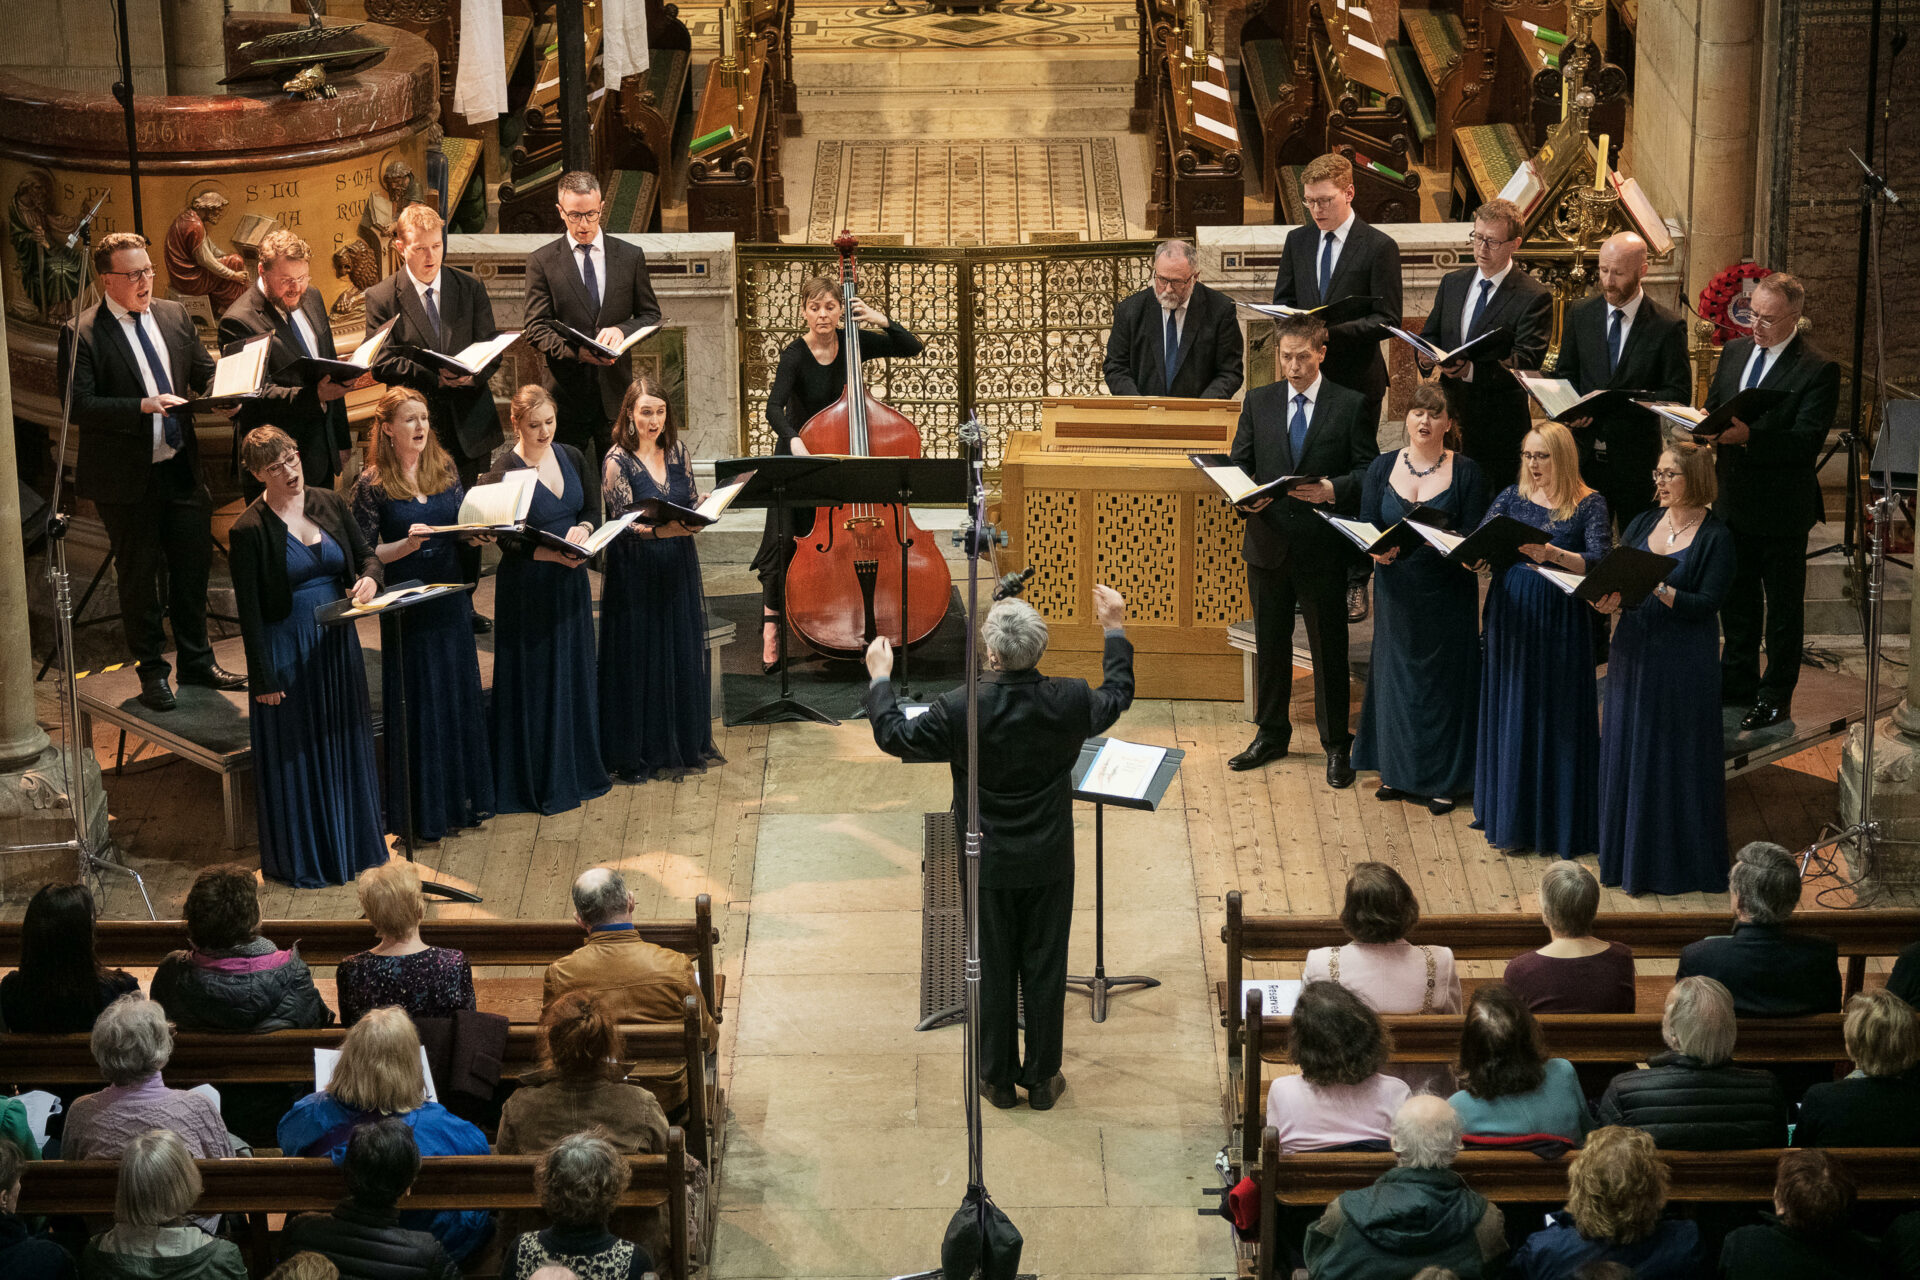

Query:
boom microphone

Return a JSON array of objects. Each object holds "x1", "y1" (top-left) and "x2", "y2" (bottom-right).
[
  {"x1": 65, "y1": 190, "x2": 110, "y2": 252},
  {"x1": 992, "y1": 567, "x2": 1035, "y2": 601}
]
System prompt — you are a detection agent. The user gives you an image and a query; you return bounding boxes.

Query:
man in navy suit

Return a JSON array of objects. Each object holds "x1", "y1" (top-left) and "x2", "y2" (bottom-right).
[
  {"x1": 1102, "y1": 240, "x2": 1243, "y2": 399},
  {"x1": 1228, "y1": 314, "x2": 1378, "y2": 786},
  {"x1": 61, "y1": 232, "x2": 246, "y2": 710}
]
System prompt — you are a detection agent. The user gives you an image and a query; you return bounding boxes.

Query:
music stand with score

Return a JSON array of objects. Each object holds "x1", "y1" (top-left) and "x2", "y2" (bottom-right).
[{"x1": 1067, "y1": 736, "x2": 1184, "y2": 1022}]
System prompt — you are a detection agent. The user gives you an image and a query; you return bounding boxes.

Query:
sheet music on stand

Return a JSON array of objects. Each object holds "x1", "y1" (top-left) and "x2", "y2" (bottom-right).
[{"x1": 1079, "y1": 738, "x2": 1168, "y2": 803}]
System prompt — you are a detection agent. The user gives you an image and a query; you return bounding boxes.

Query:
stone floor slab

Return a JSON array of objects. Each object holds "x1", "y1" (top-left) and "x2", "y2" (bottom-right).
[
  {"x1": 725, "y1": 1053, "x2": 921, "y2": 1132},
  {"x1": 744, "y1": 909, "x2": 923, "y2": 976},
  {"x1": 761, "y1": 754, "x2": 951, "y2": 814},
  {"x1": 749, "y1": 812, "x2": 925, "y2": 913},
  {"x1": 733, "y1": 972, "x2": 926, "y2": 1055}
]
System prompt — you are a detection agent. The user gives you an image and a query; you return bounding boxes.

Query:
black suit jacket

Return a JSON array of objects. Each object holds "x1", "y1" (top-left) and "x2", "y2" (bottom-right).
[
  {"x1": 61, "y1": 298, "x2": 216, "y2": 505},
  {"x1": 522, "y1": 235, "x2": 664, "y2": 421},
  {"x1": 1676, "y1": 921, "x2": 1842, "y2": 1017},
  {"x1": 1102, "y1": 281, "x2": 1243, "y2": 399},
  {"x1": 1557, "y1": 293, "x2": 1691, "y2": 489},
  {"x1": 1420, "y1": 264, "x2": 1552, "y2": 463},
  {"x1": 364, "y1": 266, "x2": 503, "y2": 462},
  {"x1": 1270, "y1": 217, "x2": 1403, "y2": 400},
  {"x1": 1706, "y1": 334, "x2": 1841, "y2": 535},
  {"x1": 229, "y1": 488, "x2": 383, "y2": 697},
  {"x1": 219, "y1": 282, "x2": 352, "y2": 488},
  {"x1": 1229, "y1": 377, "x2": 1376, "y2": 570},
  {"x1": 866, "y1": 631, "x2": 1135, "y2": 889}
]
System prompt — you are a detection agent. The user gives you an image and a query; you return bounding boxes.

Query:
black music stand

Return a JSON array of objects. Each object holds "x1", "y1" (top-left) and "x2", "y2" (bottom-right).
[
  {"x1": 1066, "y1": 736, "x2": 1184, "y2": 1022},
  {"x1": 319, "y1": 581, "x2": 482, "y2": 903},
  {"x1": 715, "y1": 456, "x2": 843, "y2": 725}
]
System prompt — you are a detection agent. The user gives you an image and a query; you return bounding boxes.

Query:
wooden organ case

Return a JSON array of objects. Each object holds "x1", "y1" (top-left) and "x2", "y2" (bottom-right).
[{"x1": 1000, "y1": 397, "x2": 1249, "y2": 700}]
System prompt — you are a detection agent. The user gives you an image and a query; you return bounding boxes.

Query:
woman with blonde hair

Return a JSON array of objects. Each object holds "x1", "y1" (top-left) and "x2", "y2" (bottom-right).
[
  {"x1": 334, "y1": 861, "x2": 477, "y2": 1026},
  {"x1": 1595, "y1": 438, "x2": 1734, "y2": 896},
  {"x1": 1793, "y1": 987, "x2": 1920, "y2": 1147},
  {"x1": 81, "y1": 1128, "x2": 247, "y2": 1280},
  {"x1": 276, "y1": 1007, "x2": 490, "y2": 1260},
  {"x1": 349, "y1": 387, "x2": 494, "y2": 843},
  {"x1": 1508, "y1": 1125, "x2": 1702, "y2": 1278},
  {"x1": 1473, "y1": 420, "x2": 1611, "y2": 859},
  {"x1": 483, "y1": 384, "x2": 609, "y2": 816}
]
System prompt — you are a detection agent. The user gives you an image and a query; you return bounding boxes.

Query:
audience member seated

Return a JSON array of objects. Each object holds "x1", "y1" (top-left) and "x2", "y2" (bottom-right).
[
  {"x1": 277, "y1": 1007, "x2": 491, "y2": 1261},
  {"x1": 151, "y1": 865, "x2": 334, "y2": 1032},
  {"x1": 544, "y1": 868, "x2": 717, "y2": 1116},
  {"x1": 1506, "y1": 1125, "x2": 1703, "y2": 1279},
  {"x1": 0, "y1": 1097, "x2": 39, "y2": 1160},
  {"x1": 1305, "y1": 862, "x2": 1464, "y2": 1015},
  {"x1": 1889, "y1": 940, "x2": 1918, "y2": 1007},
  {"x1": 1884, "y1": 1209, "x2": 1920, "y2": 1280},
  {"x1": 1502, "y1": 863, "x2": 1635, "y2": 1013},
  {"x1": 62, "y1": 996, "x2": 230, "y2": 1162},
  {"x1": 1303, "y1": 1095, "x2": 1508, "y2": 1280},
  {"x1": 336, "y1": 863, "x2": 477, "y2": 1028},
  {"x1": 282, "y1": 1117, "x2": 455, "y2": 1280},
  {"x1": 0, "y1": 1139, "x2": 73, "y2": 1280},
  {"x1": 1596, "y1": 976, "x2": 1788, "y2": 1148},
  {"x1": 1677, "y1": 842, "x2": 1841, "y2": 1017},
  {"x1": 0, "y1": 883, "x2": 139, "y2": 1033},
  {"x1": 265, "y1": 1255, "x2": 339, "y2": 1280},
  {"x1": 80, "y1": 1128, "x2": 247, "y2": 1280},
  {"x1": 1446, "y1": 984, "x2": 1590, "y2": 1144},
  {"x1": 504, "y1": 1131, "x2": 652, "y2": 1280},
  {"x1": 1792, "y1": 987, "x2": 1920, "y2": 1148},
  {"x1": 1718, "y1": 1149, "x2": 1884, "y2": 1280},
  {"x1": 1265, "y1": 981, "x2": 1410, "y2": 1152}
]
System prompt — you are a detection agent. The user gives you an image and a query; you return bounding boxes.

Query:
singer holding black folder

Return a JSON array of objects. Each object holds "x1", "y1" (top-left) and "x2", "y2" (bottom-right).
[
  {"x1": 483, "y1": 385, "x2": 611, "y2": 816},
  {"x1": 1475, "y1": 423, "x2": 1611, "y2": 859},
  {"x1": 599, "y1": 376, "x2": 723, "y2": 780},
  {"x1": 1351, "y1": 386, "x2": 1487, "y2": 814},
  {"x1": 348, "y1": 389, "x2": 495, "y2": 843},
  {"x1": 1594, "y1": 441, "x2": 1734, "y2": 896}
]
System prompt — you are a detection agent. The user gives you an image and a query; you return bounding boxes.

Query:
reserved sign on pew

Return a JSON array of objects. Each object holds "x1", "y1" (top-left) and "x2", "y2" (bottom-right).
[{"x1": 1241, "y1": 979, "x2": 1302, "y2": 1016}]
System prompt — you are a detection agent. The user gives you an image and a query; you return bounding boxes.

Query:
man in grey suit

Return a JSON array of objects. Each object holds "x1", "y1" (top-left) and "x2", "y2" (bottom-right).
[
  {"x1": 522, "y1": 171, "x2": 664, "y2": 466},
  {"x1": 1102, "y1": 240, "x2": 1243, "y2": 399}
]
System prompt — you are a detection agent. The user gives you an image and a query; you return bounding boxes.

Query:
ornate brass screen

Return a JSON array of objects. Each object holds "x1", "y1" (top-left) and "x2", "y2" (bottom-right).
[{"x1": 736, "y1": 242, "x2": 1157, "y2": 467}]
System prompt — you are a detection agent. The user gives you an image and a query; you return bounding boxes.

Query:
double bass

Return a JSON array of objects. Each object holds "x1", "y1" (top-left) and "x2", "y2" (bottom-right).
[{"x1": 785, "y1": 234, "x2": 953, "y2": 659}]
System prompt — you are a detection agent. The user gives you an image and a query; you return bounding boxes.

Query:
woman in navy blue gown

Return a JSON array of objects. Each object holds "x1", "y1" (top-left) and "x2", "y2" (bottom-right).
[
  {"x1": 1596, "y1": 440, "x2": 1734, "y2": 895},
  {"x1": 1474, "y1": 421, "x2": 1612, "y2": 859},
  {"x1": 1353, "y1": 386, "x2": 1488, "y2": 815},
  {"x1": 229, "y1": 426, "x2": 387, "y2": 888},
  {"x1": 484, "y1": 385, "x2": 610, "y2": 815},
  {"x1": 349, "y1": 389, "x2": 495, "y2": 841},
  {"x1": 599, "y1": 375, "x2": 724, "y2": 780}
]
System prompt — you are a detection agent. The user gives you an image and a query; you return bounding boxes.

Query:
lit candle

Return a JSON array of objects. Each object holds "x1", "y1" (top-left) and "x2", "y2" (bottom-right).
[{"x1": 1594, "y1": 134, "x2": 1609, "y2": 189}]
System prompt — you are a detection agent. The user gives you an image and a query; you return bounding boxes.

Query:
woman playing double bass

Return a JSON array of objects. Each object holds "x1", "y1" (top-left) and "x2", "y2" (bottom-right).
[{"x1": 752, "y1": 276, "x2": 924, "y2": 668}]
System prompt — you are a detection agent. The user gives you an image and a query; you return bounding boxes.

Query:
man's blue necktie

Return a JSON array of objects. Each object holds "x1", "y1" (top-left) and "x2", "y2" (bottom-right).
[
  {"x1": 1289, "y1": 393, "x2": 1311, "y2": 460},
  {"x1": 285, "y1": 305, "x2": 312, "y2": 357},
  {"x1": 1164, "y1": 308, "x2": 1180, "y2": 389},
  {"x1": 1607, "y1": 307, "x2": 1623, "y2": 376},
  {"x1": 423, "y1": 284, "x2": 444, "y2": 345},
  {"x1": 1468, "y1": 278, "x2": 1494, "y2": 337},
  {"x1": 1318, "y1": 230, "x2": 1335, "y2": 299},
  {"x1": 578, "y1": 242, "x2": 601, "y2": 312},
  {"x1": 128, "y1": 312, "x2": 180, "y2": 450},
  {"x1": 1744, "y1": 346, "x2": 1768, "y2": 389}
]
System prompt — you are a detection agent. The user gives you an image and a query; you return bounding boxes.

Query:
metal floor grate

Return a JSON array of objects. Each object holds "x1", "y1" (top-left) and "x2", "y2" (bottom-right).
[{"x1": 919, "y1": 811, "x2": 965, "y2": 1025}]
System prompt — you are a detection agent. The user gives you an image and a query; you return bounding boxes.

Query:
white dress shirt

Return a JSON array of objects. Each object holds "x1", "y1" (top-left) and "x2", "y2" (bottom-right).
[
  {"x1": 1316, "y1": 210, "x2": 1356, "y2": 288},
  {"x1": 1741, "y1": 331, "x2": 1796, "y2": 387},
  {"x1": 409, "y1": 268, "x2": 445, "y2": 344},
  {"x1": 1604, "y1": 289, "x2": 1644, "y2": 362},
  {"x1": 103, "y1": 295, "x2": 174, "y2": 463},
  {"x1": 572, "y1": 231, "x2": 607, "y2": 300},
  {"x1": 1285, "y1": 373, "x2": 1324, "y2": 451},
  {"x1": 1454, "y1": 262, "x2": 1514, "y2": 383}
]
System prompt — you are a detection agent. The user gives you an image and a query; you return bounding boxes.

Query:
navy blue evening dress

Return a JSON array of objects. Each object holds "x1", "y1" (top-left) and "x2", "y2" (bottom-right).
[
  {"x1": 1352, "y1": 451, "x2": 1489, "y2": 800},
  {"x1": 599, "y1": 446, "x2": 724, "y2": 780},
  {"x1": 488, "y1": 446, "x2": 611, "y2": 815},
  {"x1": 251, "y1": 531, "x2": 387, "y2": 888},
  {"x1": 348, "y1": 476, "x2": 495, "y2": 841},
  {"x1": 1473, "y1": 487, "x2": 1612, "y2": 858},
  {"x1": 1599, "y1": 509, "x2": 1735, "y2": 895}
]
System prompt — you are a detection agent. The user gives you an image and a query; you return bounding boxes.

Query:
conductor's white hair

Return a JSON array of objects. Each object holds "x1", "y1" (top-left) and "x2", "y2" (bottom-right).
[
  {"x1": 1391, "y1": 1095, "x2": 1463, "y2": 1170},
  {"x1": 982, "y1": 599, "x2": 1049, "y2": 671}
]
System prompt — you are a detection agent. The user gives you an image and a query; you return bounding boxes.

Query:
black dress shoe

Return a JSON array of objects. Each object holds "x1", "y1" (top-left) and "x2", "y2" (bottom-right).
[
  {"x1": 471, "y1": 614, "x2": 493, "y2": 635},
  {"x1": 1375, "y1": 784, "x2": 1408, "y2": 802},
  {"x1": 1229, "y1": 735, "x2": 1288, "y2": 772},
  {"x1": 980, "y1": 1081, "x2": 1018, "y2": 1110},
  {"x1": 179, "y1": 664, "x2": 247, "y2": 691},
  {"x1": 1025, "y1": 1072, "x2": 1067, "y2": 1111},
  {"x1": 1741, "y1": 700, "x2": 1789, "y2": 732},
  {"x1": 1346, "y1": 582, "x2": 1369, "y2": 623},
  {"x1": 1326, "y1": 750, "x2": 1356, "y2": 789},
  {"x1": 137, "y1": 679, "x2": 176, "y2": 712},
  {"x1": 1428, "y1": 797, "x2": 1456, "y2": 816}
]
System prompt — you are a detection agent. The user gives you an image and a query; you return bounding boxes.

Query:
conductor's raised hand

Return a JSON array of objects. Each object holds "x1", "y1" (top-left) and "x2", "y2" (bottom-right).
[
  {"x1": 1093, "y1": 583, "x2": 1126, "y2": 630},
  {"x1": 865, "y1": 635, "x2": 894, "y2": 680}
]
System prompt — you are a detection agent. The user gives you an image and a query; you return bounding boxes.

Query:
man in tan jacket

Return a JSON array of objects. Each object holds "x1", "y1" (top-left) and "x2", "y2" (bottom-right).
[{"x1": 544, "y1": 867, "x2": 717, "y2": 1114}]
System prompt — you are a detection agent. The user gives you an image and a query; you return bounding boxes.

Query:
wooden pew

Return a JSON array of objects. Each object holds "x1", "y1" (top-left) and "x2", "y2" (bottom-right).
[
  {"x1": 19, "y1": 1142, "x2": 691, "y2": 1280},
  {"x1": 1148, "y1": 42, "x2": 1247, "y2": 235},
  {"x1": 1250, "y1": 1137, "x2": 1920, "y2": 1280},
  {"x1": 1217, "y1": 891, "x2": 1919, "y2": 1047},
  {"x1": 1235, "y1": 993, "x2": 1849, "y2": 1167},
  {"x1": 1308, "y1": 4, "x2": 1416, "y2": 173},
  {"x1": 1395, "y1": 5, "x2": 1475, "y2": 173},
  {"x1": 0, "y1": 996, "x2": 715, "y2": 1171},
  {"x1": 1237, "y1": 0, "x2": 1323, "y2": 202},
  {"x1": 687, "y1": 37, "x2": 789, "y2": 239},
  {"x1": 615, "y1": 0, "x2": 695, "y2": 185}
]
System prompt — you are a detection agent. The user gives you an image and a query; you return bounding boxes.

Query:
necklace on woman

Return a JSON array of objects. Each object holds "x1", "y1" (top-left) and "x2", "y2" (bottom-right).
[
  {"x1": 1664, "y1": 509, "x2": 1702, "y2": 548},
  {"x1": 1402, "y1": 448, "x2": 1448, "y2": 479}
]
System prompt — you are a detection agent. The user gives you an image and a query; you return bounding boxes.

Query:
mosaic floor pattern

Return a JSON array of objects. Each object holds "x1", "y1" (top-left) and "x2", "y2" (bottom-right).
[{"x1": 687, "y1": 0, "x2": 1136, "y2": 51}]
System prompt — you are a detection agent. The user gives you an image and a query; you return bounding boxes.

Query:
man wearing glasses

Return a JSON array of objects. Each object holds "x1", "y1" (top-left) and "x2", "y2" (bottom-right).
[
  {"x1": 523, "y1": 171, "x2": 664, "y2": 466},
  {"x1": 1706, "y1": 272, "x2": 1840, "y2": 732},
  {"x1": 61, "y1": 231, "x2": 246, "y2": 711},
  {"x1": 1417, "y1": 198, "x2": 1552, "y2": 488},
  {"x1": 1102, "y1": 239, "x2": 1243, "y2": 400}
]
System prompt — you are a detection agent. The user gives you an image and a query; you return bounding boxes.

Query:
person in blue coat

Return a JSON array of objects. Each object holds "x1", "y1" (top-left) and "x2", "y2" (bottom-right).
[{"x1": 1508, "y1": 1125, "x2": 1702, "y2": 1279}]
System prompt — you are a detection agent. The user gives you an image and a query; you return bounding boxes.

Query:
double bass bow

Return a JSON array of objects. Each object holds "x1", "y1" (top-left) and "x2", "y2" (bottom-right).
[{"x1": 784, "y1": 234, "x2": 953, "y2": 659}]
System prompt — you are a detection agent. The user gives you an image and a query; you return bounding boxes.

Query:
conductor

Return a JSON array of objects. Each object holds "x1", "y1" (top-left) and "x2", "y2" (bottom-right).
[{"x1": 864, "y1": 586, "x2": 1136, "y2": 1112}]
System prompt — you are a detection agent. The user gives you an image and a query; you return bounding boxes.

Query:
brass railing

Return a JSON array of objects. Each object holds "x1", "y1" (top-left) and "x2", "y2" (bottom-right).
[{"x1": 736, "y1": 241, "x2": 1159, "y2": 468}]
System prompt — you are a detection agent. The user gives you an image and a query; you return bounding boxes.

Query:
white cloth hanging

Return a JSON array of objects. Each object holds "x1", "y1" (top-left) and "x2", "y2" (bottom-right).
[
  {"x1": 602, "y1": 0, "x2": 653, "y2": 86},
  {"x1": 452, "y1": 0, "x2": 509, "y2": 123}
]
